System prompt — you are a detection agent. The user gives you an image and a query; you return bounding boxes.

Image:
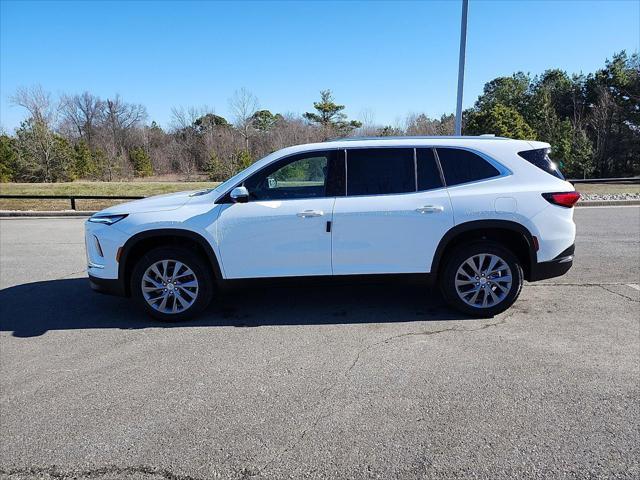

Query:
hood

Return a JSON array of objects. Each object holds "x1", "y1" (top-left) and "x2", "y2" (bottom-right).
[{"x1": 99, "y1": 189, "x2": 208, "y2": 215}]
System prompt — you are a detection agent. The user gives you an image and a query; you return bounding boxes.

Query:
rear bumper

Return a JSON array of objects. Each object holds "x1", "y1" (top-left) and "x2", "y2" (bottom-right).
[
  {"x1": 89, "y1": 274, "x2": 127, "y2": 297},
  {"x1": 528, "y1": 244, "x2": 574, "y2": 282}
]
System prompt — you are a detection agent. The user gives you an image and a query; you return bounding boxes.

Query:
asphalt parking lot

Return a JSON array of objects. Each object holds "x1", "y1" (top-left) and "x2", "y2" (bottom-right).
[{"x1": 1, "y1": 206, "x2": 639, "y2": 479}]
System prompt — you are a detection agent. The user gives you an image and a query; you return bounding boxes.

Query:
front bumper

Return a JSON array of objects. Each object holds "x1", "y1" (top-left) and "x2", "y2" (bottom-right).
[
  {"x1": 89, "y1": 274, "x2": 127, "y2": 297},
  {"x1": 528, "y1": 244, "x2": 574, "y2": 282},
  {"x1": 85, "y1": 220, "x2": 129, "y2": 280}
]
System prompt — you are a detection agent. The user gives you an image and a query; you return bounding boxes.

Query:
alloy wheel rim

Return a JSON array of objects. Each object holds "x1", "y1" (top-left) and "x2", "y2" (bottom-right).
[
  {"x1": 454, "y1": 253, "x2": 512, "y2": 308},
  {"x1": 141, "y1": 259, "x2": 199, "y2": 314}
]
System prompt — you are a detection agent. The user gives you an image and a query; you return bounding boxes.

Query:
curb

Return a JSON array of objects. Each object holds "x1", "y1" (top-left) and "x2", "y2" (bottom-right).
[
  {"x1": 576, "y1": 200, "x2": 640, "y2": 207},
  {"x1": 0, "y1": 210, "x2": 97, "y2": 218},
  {"x1": 2, "y1": 200, "x2": 639, "y2": 218}
]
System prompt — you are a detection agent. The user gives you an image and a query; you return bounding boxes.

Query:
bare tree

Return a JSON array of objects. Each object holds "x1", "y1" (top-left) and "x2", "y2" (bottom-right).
[
  {"x1": 589, "y1": 86, "x2": 616, "y2": 175},
  {"x1": 10, "y1": 85, "x2": 57, "y2": 126},
  {"x1": 170, "y1": 106, "x2": 205, "y2": 180},
  {"x1": 60, "y1": 92, "x2": 105, "y2": 143},
  {"x1": 10, "y1": 86, "x2": 62, "y2": 182},
  {"x1": 104, "y1": 95, "x2": 146, "y2": 139},
  {"x1": 229, "y1": 88, "x2": 258, "y2": 151},
  {"x1": 268, "y1": 113, "x2": 324, "y2": 151},
  {"x1": 94, "y1": 95, "x2": 147, "y2": 180},
  {"x1": 170, "y1": 106, "x2": 202, "y2": 131},
  {"x1": 356, "y1": 108, "x2": 379, "y2": 136},
  {"x1": 404, "y1": 113, "x2": 454, "y2": 136}
]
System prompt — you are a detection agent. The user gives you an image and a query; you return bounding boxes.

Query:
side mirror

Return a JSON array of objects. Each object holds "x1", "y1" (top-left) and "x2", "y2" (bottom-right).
[{"x1": 230, "y1": 186, "x2": 249, "y2": 203}]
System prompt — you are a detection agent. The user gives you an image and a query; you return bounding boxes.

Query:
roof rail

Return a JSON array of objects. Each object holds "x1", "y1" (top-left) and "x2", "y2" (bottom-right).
[{"x1": 324, "y1": 135, "x2": 509, "y2": 142}]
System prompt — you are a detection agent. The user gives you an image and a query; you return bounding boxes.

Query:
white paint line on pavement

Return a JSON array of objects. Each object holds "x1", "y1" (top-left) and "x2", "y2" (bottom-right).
[{"x1": 626, "y1": 284, "x2": 640, "y2": 291}]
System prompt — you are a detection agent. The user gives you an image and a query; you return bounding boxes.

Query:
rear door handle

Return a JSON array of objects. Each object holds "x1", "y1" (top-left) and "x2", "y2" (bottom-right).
[
  {"x1": 297, "y1": 210, "x2": 324, "y2": 218},
  {"x1": 416, "y1": 205, "x2": 444, "y2": 214}
]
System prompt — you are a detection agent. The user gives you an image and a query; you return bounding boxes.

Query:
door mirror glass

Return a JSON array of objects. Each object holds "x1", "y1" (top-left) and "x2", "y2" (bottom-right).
[
  {"x1": 267, "y1": 177, "x2": 278, "y2": 189},
  {"x1": 230, "y1": 186, "x2": 249, "y2": 203}
]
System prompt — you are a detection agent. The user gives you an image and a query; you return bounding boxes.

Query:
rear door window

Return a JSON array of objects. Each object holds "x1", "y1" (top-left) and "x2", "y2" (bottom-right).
[
  {"x1": 346, "y1": 148, "x2": 415, "y2": 196},
  {"x1": 518, "y1": 148, "x2": 565, "y2": 180},
  {"x1": 436, "y1": 148, "x2": 501, "y2": 186},
  {"x1": 416, "y1": 148, "x2": 444, "y2": 191}
]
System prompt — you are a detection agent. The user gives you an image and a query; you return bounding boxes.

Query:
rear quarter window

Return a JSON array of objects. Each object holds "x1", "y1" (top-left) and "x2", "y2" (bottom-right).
[
  {"x1": 518, "y1": 148, "x2": 565, "y2": 180},
  {"x1": 436, "y1": 148, "x2": 501, "y2": 186}
]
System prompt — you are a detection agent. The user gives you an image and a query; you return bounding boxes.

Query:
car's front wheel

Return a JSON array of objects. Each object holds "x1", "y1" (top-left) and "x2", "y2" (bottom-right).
[
  {"x1": 131, "y1": 247, "x2": 214, "y2": 321},
  {"x1": 440, "y1": 241, "x2": 523, "y2": 317}
]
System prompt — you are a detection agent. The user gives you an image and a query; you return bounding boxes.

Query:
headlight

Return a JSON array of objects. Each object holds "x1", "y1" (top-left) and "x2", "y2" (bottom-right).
[{"x1": 88, "y1": 214, "x2": 128, "y2": 225}]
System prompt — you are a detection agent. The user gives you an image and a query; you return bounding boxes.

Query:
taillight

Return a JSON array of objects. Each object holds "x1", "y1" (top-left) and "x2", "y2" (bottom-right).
[{"x1": 542, "y1": 191, "x2": 581, "y2": 208}]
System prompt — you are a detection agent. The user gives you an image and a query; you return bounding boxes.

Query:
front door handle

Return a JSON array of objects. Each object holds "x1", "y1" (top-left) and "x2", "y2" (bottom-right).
[
  {"x1": 416, "y1": 205, "x2": 444, "y2": 214},
  {"x1": 297, "y1": 210, "x2": 324, "y2": 218}
]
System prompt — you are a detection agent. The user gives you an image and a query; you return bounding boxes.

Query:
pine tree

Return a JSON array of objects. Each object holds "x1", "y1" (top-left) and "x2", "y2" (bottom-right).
[
  {"x1": 234, "y1": 150, "x2": 253, "y2": 172},
  {"x1": 129, "y1": 147, "x2": 153, "y2": 177},
  {"x1": 0, "y1": 135, "x2": 18, "y2": 182},
  {"x1": 72, "y1": 140, "x2": 96, "y2": 179},
  {"x1": 304, "y1": 90, "x2": 362, "y2": 137}
]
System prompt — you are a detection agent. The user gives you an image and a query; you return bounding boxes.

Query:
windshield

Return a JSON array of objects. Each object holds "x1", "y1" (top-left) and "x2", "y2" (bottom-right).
[
  {"x1": 211, "y1": 150, "x2": 284, "y2": 195},
  {"x1": 211, "y1": 170, "x2": 250, "y2": 194}
]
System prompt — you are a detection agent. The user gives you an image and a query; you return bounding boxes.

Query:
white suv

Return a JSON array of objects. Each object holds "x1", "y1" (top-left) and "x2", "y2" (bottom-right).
[{"x1": 85, "y1": 137, "x2": 579, "y2": 320}]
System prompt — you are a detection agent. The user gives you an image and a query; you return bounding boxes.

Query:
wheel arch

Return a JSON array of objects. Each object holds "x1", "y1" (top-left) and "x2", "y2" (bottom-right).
[
  {"x1": 430, "y1": 220, "x2": 537, "y2": 281},
  {"x1": 118, "y1": 228, "x2": 223, "y2": 296}
]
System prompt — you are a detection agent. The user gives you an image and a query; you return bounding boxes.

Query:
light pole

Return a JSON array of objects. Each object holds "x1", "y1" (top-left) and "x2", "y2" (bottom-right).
[{"x1": 454, "y1": 0, "x2": 469, "y2": 136}]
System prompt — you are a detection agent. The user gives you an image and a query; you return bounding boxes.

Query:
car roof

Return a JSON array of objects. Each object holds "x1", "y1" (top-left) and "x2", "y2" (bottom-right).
[
  {"x1": 325, "y1": 135, "x2": 510, "y2": 142},
  {"x1": 269, "y1": 136, "x2": 536, "y2": 157},
  {"x1": 242, "y1": 136, "x2": 546, "y2": 175}
]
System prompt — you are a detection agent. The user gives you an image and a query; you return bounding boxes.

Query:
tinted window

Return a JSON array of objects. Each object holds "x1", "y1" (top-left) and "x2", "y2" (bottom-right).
[
  {"x1": 326, "y1": 149, "x2": 346, "y2": 197},
  {"x1": 244, "y1": 151, "x2": 335, "y2": 200},
  {"x1": 518, "y1": 148, "x2": 565, "y2": 180},
  {"x1": 436, "y1": 148, "x2": 500, "y2": 186},
  {"x1": 416, "y1": 148, "x2": 444, "y2": 191},
  {"x1": 347, "y1": 148, "x2": 415, "y2": 196}
]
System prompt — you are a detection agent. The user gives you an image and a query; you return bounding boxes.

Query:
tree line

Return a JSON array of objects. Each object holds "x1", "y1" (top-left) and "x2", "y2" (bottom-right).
[{"x1": 0, "y1": 51, "x2": 637, "y2": 183}]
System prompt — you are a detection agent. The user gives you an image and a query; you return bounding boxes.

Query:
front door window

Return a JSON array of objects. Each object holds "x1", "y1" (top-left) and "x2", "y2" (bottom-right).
[{"x1": 244, "y1": 153, "x2": 333, "y2": 201}]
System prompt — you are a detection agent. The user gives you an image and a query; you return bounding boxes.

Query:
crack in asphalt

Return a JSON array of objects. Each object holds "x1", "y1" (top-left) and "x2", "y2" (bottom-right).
[
  {"x1": 259, "y1": 311, "x2": 515, "y2": 475},
  {"x1": 529, "y1": 282, "x2": 640, "y2": 303},
  {"x1": 0, "y1": 465, "x2": 207, "y2": 480},
  {"x1": 58, "y1": 269, "x2": 86, "y2": 280},
  {"x1": 598, "y1": 284, "x2": 640, "y2": 303}
]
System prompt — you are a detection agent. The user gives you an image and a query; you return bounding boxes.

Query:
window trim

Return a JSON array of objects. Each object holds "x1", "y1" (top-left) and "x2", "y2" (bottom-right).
[
  {"x1": 413, "y1": 148, "x2": 418, "y2": 191},
  {"x1": 432, "y1": 147, "x2": 447, "y2": 187},
  {"x1": 434, "y1": 146, "x2": 512, "y2": 189}
]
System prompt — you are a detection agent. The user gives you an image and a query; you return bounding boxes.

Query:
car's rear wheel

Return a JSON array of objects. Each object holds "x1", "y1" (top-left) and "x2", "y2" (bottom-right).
[
  {"x1": 440, "y1": 241, "x2": 523, "y2": 317},
  {"x1": 131, "y1": 247, "x2": 214, "y2": 321}
]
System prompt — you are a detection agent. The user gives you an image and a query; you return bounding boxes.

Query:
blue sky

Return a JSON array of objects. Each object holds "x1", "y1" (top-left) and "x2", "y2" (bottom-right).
[{"x1": 1, "y1": 0, "x2": 638, "y2": 131}]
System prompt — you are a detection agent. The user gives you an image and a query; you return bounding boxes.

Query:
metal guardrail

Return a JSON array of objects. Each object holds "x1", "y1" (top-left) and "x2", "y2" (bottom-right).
[
  {"x1": 1, "y1": 177, "x2": 638, "y2": 210},
  {"x1": 569, "y1": 177, "x2": 640, "y2": 184},
  {"x1": 0, "y1": 195, "x2": 144, "y2": 210}
]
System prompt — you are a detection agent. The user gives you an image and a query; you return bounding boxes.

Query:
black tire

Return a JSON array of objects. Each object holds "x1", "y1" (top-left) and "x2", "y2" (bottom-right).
[
  {"x1": 131, "y1": 246, "x2": 214, "y2": 321},
  {"x1": 439, "y1": 241, "x2": 523, "y2": 317}
]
